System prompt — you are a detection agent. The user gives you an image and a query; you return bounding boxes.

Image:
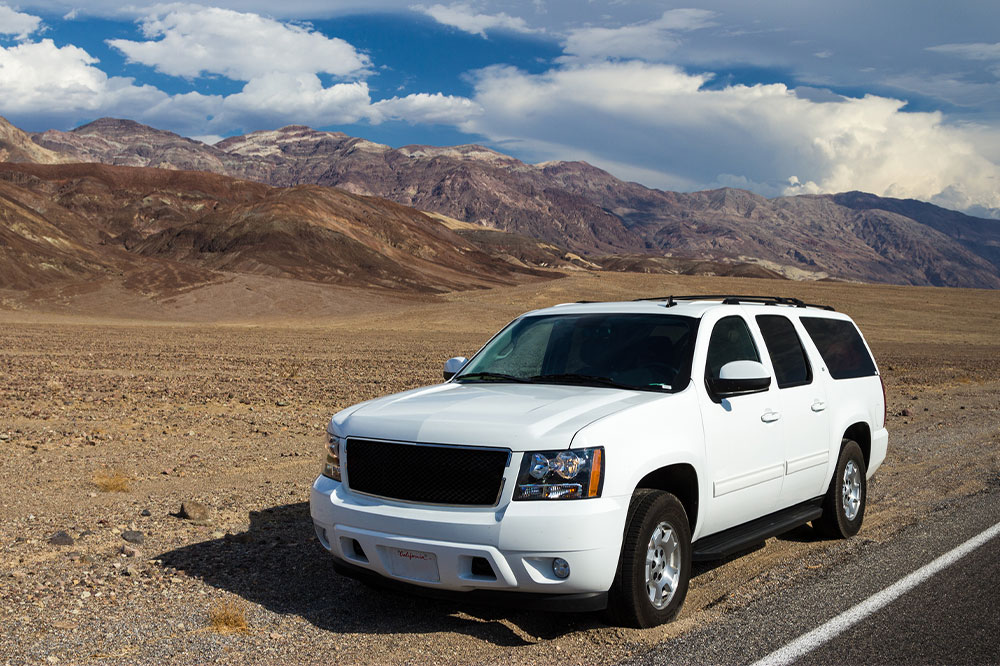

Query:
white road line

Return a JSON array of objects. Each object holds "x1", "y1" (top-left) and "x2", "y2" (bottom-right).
[{"x1": 751, "y1": 520, "x2": 1000, "y2": 666}]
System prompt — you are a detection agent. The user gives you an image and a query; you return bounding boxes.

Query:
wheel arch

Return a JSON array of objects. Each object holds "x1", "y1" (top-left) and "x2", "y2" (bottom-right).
[
  {"x1": 634, "y1": 464, "x2": 699, "y2": 533},
  {"x1": 843, "y1": 422, "x2": 871, "y2": 469}
]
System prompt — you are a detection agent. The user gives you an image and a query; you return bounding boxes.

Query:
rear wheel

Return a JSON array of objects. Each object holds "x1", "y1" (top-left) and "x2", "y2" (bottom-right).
[
  {"x1": 607, "y1": 489, "x2": 691, "y2": 628},
  {"x1": 815, "y1": 439, "x2": 867, "y2": 538}
]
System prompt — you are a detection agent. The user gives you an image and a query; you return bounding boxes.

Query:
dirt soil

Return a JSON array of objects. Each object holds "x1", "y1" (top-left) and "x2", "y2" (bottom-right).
[{"x1": 1, "y1": 272, "x2": 999, "y2": 665}]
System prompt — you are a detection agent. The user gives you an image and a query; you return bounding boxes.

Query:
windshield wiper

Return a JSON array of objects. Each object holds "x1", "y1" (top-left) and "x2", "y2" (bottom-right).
[
  {"x1": 456, "y1": 371, "x2": 531, "y2": 383},
  {"x1": 529, "y1": 373, "x2": 635, "y2": 390}
]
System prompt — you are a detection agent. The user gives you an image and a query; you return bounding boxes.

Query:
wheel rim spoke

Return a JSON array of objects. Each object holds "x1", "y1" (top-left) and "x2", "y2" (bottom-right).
[
  {"x1": 841, "y1": 460, "x2": 862, "y2": 521},
  {"x1": 645, "y1": 521, "x2": 681, "y2": 610}
]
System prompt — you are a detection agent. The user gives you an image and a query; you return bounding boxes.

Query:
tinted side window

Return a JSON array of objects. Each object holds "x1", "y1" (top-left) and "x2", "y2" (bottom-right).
[
  {"x1": 705, "y1": 316, "x2": 760, "y2": 379},
  {"x1": 756, "y1": 315, "x2": 812, "y2": 388},
  {"x1": 801, "y1": 317, "x2": 877, "y2": 380}
]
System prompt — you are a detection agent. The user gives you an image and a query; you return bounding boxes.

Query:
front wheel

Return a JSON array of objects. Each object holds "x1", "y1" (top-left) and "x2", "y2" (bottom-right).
[
  {"x1": 607, "y1": 489, "x2": 691, "y2": 628},
  {"x1": 814, "y1": 439, "x2": 867, "y2": 538}
]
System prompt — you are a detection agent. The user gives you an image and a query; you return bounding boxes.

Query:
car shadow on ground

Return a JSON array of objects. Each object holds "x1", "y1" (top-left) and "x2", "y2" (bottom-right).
[{"x1": 158, "y1": 502, "x2": 602, "y2": 646}]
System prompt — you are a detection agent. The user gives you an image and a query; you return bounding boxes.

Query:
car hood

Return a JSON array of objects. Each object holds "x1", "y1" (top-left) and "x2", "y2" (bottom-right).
[{"x1": 333, "y1": 382, "x2": 665, "y2": 451}]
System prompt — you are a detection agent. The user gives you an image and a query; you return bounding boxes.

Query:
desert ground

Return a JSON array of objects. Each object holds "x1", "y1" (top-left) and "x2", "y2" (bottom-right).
[{"x1": 1, "y1": 272, "x2": 999, "y2": 665}]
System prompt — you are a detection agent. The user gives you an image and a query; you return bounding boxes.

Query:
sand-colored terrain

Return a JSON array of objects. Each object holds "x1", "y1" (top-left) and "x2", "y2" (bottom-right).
[{"x1": 1, "y1": 272, "x2": 999, "y2": 665}]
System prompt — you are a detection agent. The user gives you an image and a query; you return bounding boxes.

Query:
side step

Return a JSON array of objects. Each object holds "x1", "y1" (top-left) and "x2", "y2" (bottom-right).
[{"x1": 692, "y1": 499, "x2": 823, "y2": 562}]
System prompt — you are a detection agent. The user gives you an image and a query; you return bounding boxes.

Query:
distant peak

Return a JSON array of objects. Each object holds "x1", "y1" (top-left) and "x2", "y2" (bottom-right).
[{"x1": 73, "y1": 117, "x2": 153, "y2": 132}]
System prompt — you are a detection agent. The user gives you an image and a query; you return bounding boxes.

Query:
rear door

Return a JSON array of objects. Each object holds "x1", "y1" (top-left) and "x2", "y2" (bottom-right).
[{"x1": 754, "y1": 314, "x2": 831, "y2": 507}]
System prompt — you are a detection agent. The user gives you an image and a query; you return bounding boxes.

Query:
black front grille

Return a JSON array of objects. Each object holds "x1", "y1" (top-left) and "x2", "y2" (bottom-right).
[{"x1": 345, "y1": 438, "x2": 509, "y2": 506}]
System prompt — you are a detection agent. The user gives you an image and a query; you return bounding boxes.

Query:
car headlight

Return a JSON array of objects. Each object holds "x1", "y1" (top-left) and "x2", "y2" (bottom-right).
[
  {"x1": 321, "y1": 434, "x2": 342, "y2": 481},
  {"x1": 513, "y1": 447, "x2": 604, "y2": 500}
]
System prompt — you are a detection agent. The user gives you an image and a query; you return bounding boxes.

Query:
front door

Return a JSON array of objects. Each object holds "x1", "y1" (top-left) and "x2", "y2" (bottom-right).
[{"x1": 698, "y1": 314, "x2": 785, "y2": 536}]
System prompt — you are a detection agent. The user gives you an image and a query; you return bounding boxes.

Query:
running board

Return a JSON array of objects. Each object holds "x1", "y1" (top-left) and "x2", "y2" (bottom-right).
[{"x1": 692, "y1": 499, "x2": 823, "y2": 561}]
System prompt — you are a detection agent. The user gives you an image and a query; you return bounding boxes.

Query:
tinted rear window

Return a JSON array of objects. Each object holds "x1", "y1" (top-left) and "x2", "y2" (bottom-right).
[
  {"x1": 800, "y1": 317, "x2": 877, "y2": 380},
  {"x1": 756, "y1": 315, "x2": 812, "y2": 388}
]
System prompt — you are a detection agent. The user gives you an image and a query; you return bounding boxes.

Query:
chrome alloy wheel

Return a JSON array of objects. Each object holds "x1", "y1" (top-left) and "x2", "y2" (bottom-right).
[
  {"x1": 645, "y1": 521, "x2": 681, "y2": 609},
  {"x1": 842, "y1": 460, "x2": 862, "y2": 521}
]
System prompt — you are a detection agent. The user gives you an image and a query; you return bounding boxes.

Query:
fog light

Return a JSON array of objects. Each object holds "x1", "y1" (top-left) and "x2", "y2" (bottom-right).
[{"x1": 552, "y1": 557, "x2": 570, "y2": 579}]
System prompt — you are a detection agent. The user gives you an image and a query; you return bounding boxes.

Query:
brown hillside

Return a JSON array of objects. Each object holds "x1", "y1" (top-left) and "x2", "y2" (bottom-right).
[{"x1": 0, "y1": 162, "x2": 548, "y2": 295}]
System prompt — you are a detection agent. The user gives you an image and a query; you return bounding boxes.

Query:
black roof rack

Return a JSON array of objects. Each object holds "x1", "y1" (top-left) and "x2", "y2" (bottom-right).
[{"x1": 632, "y1": 294, "x2": 836, "y2": 311}]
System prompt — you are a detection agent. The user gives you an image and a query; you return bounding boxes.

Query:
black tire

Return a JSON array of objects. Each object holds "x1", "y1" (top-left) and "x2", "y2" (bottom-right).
[
  {"x1": 607, "y1": 489, "x2": 691, "y2": 628},
  {"x1": 814, "y1": 439, "x2": 867, "y2": 538}
]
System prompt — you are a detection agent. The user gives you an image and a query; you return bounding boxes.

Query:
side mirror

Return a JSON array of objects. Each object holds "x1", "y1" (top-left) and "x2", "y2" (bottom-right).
[
  {"x1": 443, "y1": 356, "x2": 468, "y2": 381},
  {"x1": 708, "y1": 360, "x2": 771, "y2": 398}
]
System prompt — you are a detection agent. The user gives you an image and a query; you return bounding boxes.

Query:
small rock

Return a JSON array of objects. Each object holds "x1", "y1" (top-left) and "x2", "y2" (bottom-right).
[
  {"x1": 900, "y1": 408, "x2": 912, "y2": 417},
  {"x1": 276, "y1": 400, "x2": 289, "y2": 407},
  {"x1": 140, "y1": 509, "x2": 151, "y2": 517},
  {"x1": 179, "y1": 501, "x2": 212, "y2": 524},
  {"x1": 46, "y1": 656, "x2": 59, "y2": 664},
  {"x1": 120, "y1": 545, "x2": 142, "y2": 558},
  {"x1": 121, "y1": 530, "x2": 145, "y2": 545},
  {"x1": 49, "y1": 531, "x2": 74, "y2": 546},
  {"x1": 124, "y1": 565, "x2": 139, "y2": 577},
  {"x1": 80, "y1": 590, "x2": 91, "y2": 599},
  {"x1": 0, "y1": 433, "x2": 10, "y2": 441}
]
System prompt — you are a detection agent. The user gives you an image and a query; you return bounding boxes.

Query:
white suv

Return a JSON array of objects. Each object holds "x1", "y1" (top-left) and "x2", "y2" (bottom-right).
[{"x1": 310, "y1": 295, "x2": 888, "y2": 627}]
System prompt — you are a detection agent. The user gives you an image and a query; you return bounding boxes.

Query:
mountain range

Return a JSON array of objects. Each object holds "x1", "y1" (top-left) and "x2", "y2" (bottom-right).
[{"x1": 4, "y1": 115, "x2": 1000, "y2": 290}]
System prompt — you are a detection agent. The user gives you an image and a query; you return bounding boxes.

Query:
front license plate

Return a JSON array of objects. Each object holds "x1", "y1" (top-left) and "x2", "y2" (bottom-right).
[{"x1": 386, "y1": 548, "x2": 440, "y2": 582}]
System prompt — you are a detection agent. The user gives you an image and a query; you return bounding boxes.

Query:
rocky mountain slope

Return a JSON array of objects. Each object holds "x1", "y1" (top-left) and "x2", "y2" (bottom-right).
[
  {"x1": 0, "y1": 162, "x2": 543, "y2": 294},
  {"x1": 25, "y1": 117, "x2": 1000, "y2": 288},
  {"x1": 0, "y1": 116, "x2": 71, "y2": 164}
]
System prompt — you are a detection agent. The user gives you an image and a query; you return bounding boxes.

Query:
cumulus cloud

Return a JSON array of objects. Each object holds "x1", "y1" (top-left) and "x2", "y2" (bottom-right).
[
  {"x1": 0, "y1": 8, "x2": 477, "y2": 136},
  {"x1": 107, "y1": 6, "x2": 370, "y2": 80},
  {"x1": 0, "y1": 39, "x2": 165, "y2": 116},
  {"x1": 370, "y1": 92, "x2": 482, "y2": 124},
  {"x1": 0, "y1": 4, "x2": 42, "y2": 40},
  {"x1": 561, "y1": 9, "x2": 715, "y2": 61},
  {"x1": 413, "y1": 3, "x2": 538, "y2": 37},
  {"x1": 461, "y1": 60, "x2": 1000, "y2": 214}
]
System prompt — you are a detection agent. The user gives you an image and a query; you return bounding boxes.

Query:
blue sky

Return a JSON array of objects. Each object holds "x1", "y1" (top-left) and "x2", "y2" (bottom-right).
[{"x1": 2, "y1": 1, "x2": 1000, "y2": 216}]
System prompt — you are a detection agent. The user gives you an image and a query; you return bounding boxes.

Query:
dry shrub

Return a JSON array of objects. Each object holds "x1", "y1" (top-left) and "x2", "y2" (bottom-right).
[
  {"x1": 208, "y1": 600, "x2": 248, "y2": 633},
  {"x1": 92, "y1": 470, "x2": 130, "y2": 493}
]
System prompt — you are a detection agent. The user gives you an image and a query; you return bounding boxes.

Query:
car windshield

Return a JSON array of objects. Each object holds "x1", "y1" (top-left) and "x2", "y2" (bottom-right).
[{"x1": 455, "y1": 312, "x2": 698, "y2": 392}]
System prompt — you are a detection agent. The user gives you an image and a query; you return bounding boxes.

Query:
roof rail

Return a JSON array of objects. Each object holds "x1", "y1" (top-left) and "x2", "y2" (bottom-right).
[{"x1": 633, "y1": 294, "x2": 836, "y2": 311}]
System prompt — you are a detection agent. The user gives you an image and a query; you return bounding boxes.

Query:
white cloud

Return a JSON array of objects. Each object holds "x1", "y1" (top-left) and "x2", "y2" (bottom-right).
[
  {"x1": 561, "y1": 9, "x2": 715, "y2": 61},
  {"x1": 370, "y1": 92, "x2": 482, "y2": 124},
  {"x1": 461, "y1": 60, "x2": 1000, "y2": 215},
  {"x1": 927, "y1": 42, "x2": 1000, "y2": 61},
  {"x1": 107, "y1": 6, "x2": 370, "y2": 80},
  {"x1": 215, "y1": 74, "x2": 374, "y2": 128},
  {"x1": 0, "y1": 16, "x2": 476, "y2": 137},
  {"x1": 0, "y1": 4, "x2": 42, "y2": 40},
  {"x1": 0, "y1": 38, "x2": 165, "y2": 115},
  {"x1": 413, "y1": 3, "x2": 538, "y2": 37}
]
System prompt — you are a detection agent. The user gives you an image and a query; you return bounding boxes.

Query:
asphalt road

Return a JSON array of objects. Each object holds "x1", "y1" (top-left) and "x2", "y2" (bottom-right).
[{"x1": 630, "y1": 485, "x2": 1000, "y2": 666}]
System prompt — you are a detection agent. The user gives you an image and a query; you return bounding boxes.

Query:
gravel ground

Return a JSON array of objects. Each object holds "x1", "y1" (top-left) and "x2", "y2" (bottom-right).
[{"x1": 1, "y1": 273, "x2": 998, "y2": 665}]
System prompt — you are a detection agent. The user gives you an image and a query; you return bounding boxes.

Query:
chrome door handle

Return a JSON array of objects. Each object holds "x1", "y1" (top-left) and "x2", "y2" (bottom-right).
[
  {"x1": 761, "y1": 410, "x2": 781, "y2": 423},
  {"x1": 811, "y1": 400, "x2": 827, "y2": 412}
]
